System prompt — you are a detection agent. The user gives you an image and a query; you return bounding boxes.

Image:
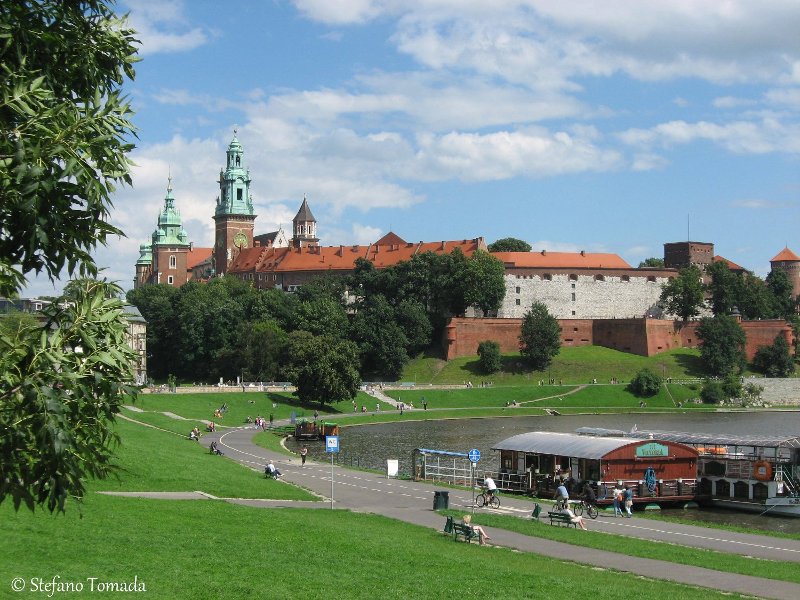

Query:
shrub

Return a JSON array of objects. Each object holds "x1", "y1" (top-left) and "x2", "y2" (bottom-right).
[
  {"x1": 628, "y1": 368, "x2": 662, "y2": 397},
  {"x1": 700, "y1": 380, "x2": 726, "y2": 404},
  {"x1": 477, "y1": 340, "x2": 502, "y2": 374}
]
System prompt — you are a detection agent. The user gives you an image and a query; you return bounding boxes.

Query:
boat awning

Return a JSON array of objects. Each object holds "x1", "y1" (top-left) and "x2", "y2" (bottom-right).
[
  {"x1": 414, "y1": 449, "x2": 468, "y2": 458},
  {"x1": 627, "y1": 430, "x2": 800, "y2": 449},
  {"x1": 492, "y1": 432, "x2": 635, "y2": 460}
]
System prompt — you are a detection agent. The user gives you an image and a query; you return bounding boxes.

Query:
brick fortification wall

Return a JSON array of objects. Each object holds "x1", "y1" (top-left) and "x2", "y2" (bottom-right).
[{"x1": 444, "y1": 317, "x2": 793, "y2": 361}]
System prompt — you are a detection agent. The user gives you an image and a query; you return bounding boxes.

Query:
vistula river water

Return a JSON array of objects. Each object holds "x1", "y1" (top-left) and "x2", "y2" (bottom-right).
[{"x1": 286, "y1": 410, "x2": 800, "y2": 533}]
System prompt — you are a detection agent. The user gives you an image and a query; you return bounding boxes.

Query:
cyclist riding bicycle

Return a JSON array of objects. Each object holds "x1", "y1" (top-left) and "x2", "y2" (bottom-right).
[
  {"x1": 553, "y1": 481, "x2": 569, "y2": 509},
  {"x1": 483, "y1": 476, "x2": 497, "y2": 500},
  {"x1": 582, "y1": 481, "x2": 597, "y2": 505}
]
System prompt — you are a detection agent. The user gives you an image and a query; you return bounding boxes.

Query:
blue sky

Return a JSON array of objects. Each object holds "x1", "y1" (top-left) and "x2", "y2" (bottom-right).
[{"x1": 24, "y1": 0, "x2": 800, "y2": 297}]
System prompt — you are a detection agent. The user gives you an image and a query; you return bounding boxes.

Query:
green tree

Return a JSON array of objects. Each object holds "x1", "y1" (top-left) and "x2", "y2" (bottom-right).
[
  {"x1": 638, "y1": 257, "x2": 665, "y2": 268},
  {"x1": 0, "y1": 0, "x2": 137, "y2": 296},
  {"x1": 629, "y1": 368, "x2": 662, "y2": 397},
  {"x1": 696, "y1": 314, "x2": 746, "y2": 376},
  {"x1": 766, "y1": 269, "x2": 795, "y2": 319},
  {"x1": 284, "y1": 331, "x2": 360, "y2": 405},
  {"x1": 753, "y1": 334, "x2": 795, "y2": 378},
  {"x1": 705, "y1": 261, "x2": 738, "y2": 316},
  {"x1": 519, "y1": 301, "x2": 561, "y2": 370},
  {"x1": 240, "y1": 320, "x2": 288, "y2": 382},
  {"x1": 700, "y1": 380, "x2": 726, "y2": 404},
  {"x1": 488, "y1": 237, "x2": 532, "y2": 253},
  {"x1": 126, "y1": 284, "x2": 178, "y2": 380},
  {"x1": 736, "y1": 272, "x2": 774, "y2": 320},
  {"x1": 0, "y1": 1, "x2": 138, "y2": 513},
  {"x1": 659, "y1": 265, "x2": 705, "y2": 321},
  {"x1": 293, "y1": 297, "x2": 349, "y2": 339},
  {"x1": 350, "y1": 295, "x2": 409, "y2": 380},
  {"x1": 477, "y1": 340, "x2": 502, "y2": 374},
  {"x1": 464, "y1": 250, "x2": 506, "y2": 316},
  {"x1": 394, "y1": 299, "x2": 433, "y2": 356}
]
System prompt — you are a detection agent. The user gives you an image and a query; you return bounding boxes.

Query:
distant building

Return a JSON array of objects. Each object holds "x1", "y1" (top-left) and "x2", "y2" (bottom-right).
[{"x1": 770, "y1": 247, "x2": 800, "y2": 300}]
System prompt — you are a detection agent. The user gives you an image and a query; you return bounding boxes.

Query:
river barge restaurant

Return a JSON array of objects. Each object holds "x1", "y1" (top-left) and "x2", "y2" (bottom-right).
[{"x1": 492, "y1": 431, "x2": 699, "y2": 505}]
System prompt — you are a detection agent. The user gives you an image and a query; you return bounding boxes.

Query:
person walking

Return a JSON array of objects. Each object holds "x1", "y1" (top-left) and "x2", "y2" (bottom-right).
[
  {"x1": 624, "y1": 486, "x2": 634, "y2": 517},
  {"x1": 300, "y1": 446, "x2": 308, "y2": 466},
  {"x1": 612, "y1": 485, "x2": 624, "y2": 517}
]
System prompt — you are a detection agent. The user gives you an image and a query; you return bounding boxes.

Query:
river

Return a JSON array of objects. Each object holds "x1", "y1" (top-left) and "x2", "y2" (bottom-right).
[{"x1": 286, "y1": 410, "x2": 800, "y2": 533}]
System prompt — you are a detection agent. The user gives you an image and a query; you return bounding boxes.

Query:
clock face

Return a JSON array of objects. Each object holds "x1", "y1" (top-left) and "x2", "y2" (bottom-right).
[{"x1": 234, "y1": 232, "x2": 248, "y2": 248}]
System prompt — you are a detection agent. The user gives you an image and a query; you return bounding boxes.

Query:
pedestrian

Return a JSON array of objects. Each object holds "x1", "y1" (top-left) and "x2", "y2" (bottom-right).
[
  {"x1": 624, "y1": 486, "x2": 634, "y2": 517},
  {"x1": 313, "y1": 409, "x2": 319, "y2": 421},
  {"x1": 269, "y1": 413, "x2": 274, "y2": 429},
  {"x1": 300, "y1": 446, "x2": 308, "y2": 466},
  {"x1": 612, "y1": 484, "x2": 624, "y2": 516},
  {"x1": 423, "y1": 399, "x2": 427, "y2": 410}
]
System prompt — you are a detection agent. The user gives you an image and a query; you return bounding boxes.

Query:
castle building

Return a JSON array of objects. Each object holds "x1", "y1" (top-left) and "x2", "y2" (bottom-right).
[
  {"x1": 770, "y1": 247, "x2": 800, "y2": 299},
  {"x1": 134, "y1": 177, "x2": 212, "y2": 288}
]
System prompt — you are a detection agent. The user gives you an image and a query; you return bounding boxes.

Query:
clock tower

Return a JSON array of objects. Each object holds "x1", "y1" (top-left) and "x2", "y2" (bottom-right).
[{"x1": 213, "y1": 131, "x2": 256, "y2": 275}]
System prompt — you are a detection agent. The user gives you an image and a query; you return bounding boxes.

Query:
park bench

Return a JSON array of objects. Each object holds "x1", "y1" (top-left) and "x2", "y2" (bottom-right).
[
  {"x1": 443, "y1": 516, "x2": 481, "y2": 543},
  {"x1": 547, "y1": 512, "x2": 577, "y2": 528}
]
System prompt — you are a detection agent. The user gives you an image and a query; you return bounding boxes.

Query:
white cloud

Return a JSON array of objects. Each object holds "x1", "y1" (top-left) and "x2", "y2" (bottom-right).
[
  {"x1": 733, "y1": 199, "x2": 775, "y2": 209},
  {"x1": 713, "y1": 96, "x2": 757, "y2": 109},
  {"x1": 619, "y1": 118, "x2": 800, "y2": 155},
  {"x1": 125, "y1": 0, "x2": 210, "y2": 55}
]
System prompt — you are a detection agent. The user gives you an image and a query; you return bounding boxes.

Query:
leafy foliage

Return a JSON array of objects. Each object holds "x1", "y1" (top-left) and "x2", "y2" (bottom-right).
[
  {"x1": 638, "y1": 257, "x2": 665, "y2": 268},
  {"x1": 0, "y1": 0, "x2": 138, "y2": 296},
  {"x1": 700, "y1": 380, "x2": 725, "y2": 404},
  {"x1": 519, "y1": 301, "x2": 561, "y2": 370},
  {"x1": 696, "y1": 314, "x2": 746, "y2": 376},
  {"x1": 350, "y1": 295, "x2": 409, "y2": 380},
  {"x1": 659, "y1": 265, "x2": 705, "y2": 321},
  {"x1": 0, "y1": 281, "x2": 138, "y2": 513},
  {"x1": 464, "y1": 250, "x2": 506, "y2": 316},
  {"x1": 0, "y1": 1, "x2": 139, "y2": 514},
  {"x1": 487, "y1": 237, "x2": 531, "y2": 252},
  {"x1": 477, "y1": 341, "x2": 502, "y2": 374},
  {"x1": 284, "y1": 331, "x2": 360, "y2": 405},
  {"x1": 628, "y1": 368, "x2": 662, "y2": 397},
  {"x1": 753, "y1": 334, "x2": 795, "y2": 378}
]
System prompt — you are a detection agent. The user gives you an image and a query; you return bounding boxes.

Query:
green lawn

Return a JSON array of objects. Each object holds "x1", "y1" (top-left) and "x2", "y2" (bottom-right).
[
  {"x1": 446, "y1": 509, "x2": 800, "y2": 585},
  {"x1": 403, "y1": 346, "x2": 707, "y2": 385}
]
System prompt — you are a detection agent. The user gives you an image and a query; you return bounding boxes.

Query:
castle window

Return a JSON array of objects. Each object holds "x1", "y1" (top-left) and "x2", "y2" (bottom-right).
[
  {"x1": 621, "y1": 275, "x2": 630, "y2": 282},
  {"x1": 515, "y1": 299, "x2": 521, "y2": 306},
  {"x1": 236, "y1": 156, "x2": 240, "y2": 167},
  {"x1": 571, "y1": 283, "x2": 576, "y2": 289},
  {"x1": 571, "y1": 310, "x2": 576, "y2": 316},
  {"x1": 515, "y1": 286, "x2": 521, "y2": 294},
  {"x1": 647, "y1": 276, "x2": 656, "y2": 283},
  {"x1": 569, "y1": 274, "x2": 578, "y2": 281},
  {"x1": 237, "y1": 188, "x2": 242, "y2": 200},
  {"x1": 169, "y1": 255, "x2": 176, "y2": 269},
  {"x1": 167, "y1": 275, "x2": 174, "y2": 285},
  {"x1": 594, "y1": 274, "x2": 605, "y2": 282},
  {"x1": 543, "y1": 273, "x2": 552, "y2": 281},
  {"x1": 571, "y1": 292, "x2": 576, "y2": 301}
]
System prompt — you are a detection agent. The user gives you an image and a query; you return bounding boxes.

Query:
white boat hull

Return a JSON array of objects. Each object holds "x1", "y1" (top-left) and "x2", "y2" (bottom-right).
[{"x1": 710, "y1": 496, "x2": 800, "y2": 517}]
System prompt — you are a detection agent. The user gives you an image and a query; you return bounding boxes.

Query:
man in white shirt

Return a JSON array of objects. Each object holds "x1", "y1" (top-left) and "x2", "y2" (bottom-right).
[{"x1": 483, "y1": 476, "x2": 497, "y2": 500}]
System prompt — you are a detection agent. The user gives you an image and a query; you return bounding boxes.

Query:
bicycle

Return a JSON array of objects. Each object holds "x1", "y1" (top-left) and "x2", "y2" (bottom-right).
[
  {"x1": 572, "y1": 499, "x2": 599, "y2": 519},
  {"x1": 474, "y1": 490, "x2": 500, "y2": 509}
]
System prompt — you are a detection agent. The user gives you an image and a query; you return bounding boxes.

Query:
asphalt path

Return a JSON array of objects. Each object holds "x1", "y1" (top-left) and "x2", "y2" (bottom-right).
[{"x1": 208, "y1": 425, "x2": 800, "y2": 600}]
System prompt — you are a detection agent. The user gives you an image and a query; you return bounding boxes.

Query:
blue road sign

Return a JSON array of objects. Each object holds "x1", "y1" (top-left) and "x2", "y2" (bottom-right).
[
  {"x1": 468, "y1": 448, "x2": 481, "y2": 463},
  {"x1": 326, "y1": 435, "x2": 340, "y2": 453}
]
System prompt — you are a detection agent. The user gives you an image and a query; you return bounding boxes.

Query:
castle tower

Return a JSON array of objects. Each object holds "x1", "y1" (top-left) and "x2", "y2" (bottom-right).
[
  {"x1": 133, "y1": 243, "x2": 153, "y2": 289},
  {"x1": 150, "y1": 177, "x2": 191, "y2": 287},
  {"x1": 770, "y1": 247, "x2": 800, "y2": 299},
  {"x1": 292, "y1": 196, "x2": 318, "y2": 248},
  {"x1": 213, "y1": 131, "x2": 256, "y2": 275}
]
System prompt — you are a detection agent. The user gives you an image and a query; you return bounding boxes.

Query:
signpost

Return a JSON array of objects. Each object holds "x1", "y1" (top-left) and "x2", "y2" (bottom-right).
[
  {"x1": 326, "y1": 435, "x2": 339, "y2": 509},
  {"x1": 468, "y1": 448, "x2": 481, "y2": 512}
]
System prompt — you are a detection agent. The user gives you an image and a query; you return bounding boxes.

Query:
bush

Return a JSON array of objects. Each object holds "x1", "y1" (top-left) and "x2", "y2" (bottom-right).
[
  {"x1": 700, "y1": 380, "x2": 726, "y2": 404},
  {"x1": 628, "y1": 368, "x2": 662, "y2": 397},
  {"x1": 753, "y1": 335, "x2": 795, "y2": 378},
  {"x1": 477, "y1": 341, "x2": 502, "y2": 374}
]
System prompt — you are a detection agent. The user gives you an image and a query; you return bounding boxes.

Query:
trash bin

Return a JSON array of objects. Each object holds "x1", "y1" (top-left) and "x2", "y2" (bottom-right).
[{"x1": 433, "y1": 490, "x2": 449, "y2": 510}]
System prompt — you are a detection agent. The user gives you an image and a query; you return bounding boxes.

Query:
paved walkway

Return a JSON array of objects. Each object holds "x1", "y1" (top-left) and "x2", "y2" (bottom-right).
[{"x1": 206, "y1": 425, "x2": 800, "y2": 600}]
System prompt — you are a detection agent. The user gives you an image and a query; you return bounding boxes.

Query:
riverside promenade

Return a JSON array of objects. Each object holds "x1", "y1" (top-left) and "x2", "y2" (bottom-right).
[{"x1": 212, "y1": 425, "x2": 800, "y2": 600}]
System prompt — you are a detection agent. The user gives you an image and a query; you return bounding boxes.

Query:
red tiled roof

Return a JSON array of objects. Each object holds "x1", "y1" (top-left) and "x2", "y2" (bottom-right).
[
  {"x1": 187, "y1": 247, "x2": 212, "y2": 269},
  {"x1": 229, "y1": 237, "x2": 487, "y2": 274},
  {"x1": 770, "y1": 247, "x2": 800, "y2": 263},
  {"x1": 712, "y1": 255, "x2": 745, "y2": 271},
  {"x1": 491, "y1": 251, "x2": 631, "y2": 269}
]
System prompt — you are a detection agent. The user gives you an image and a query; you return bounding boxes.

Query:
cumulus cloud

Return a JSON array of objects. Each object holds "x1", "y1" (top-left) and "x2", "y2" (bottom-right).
[{"x1": 125, "y1": 0, "x2": 210, "y2": 55}]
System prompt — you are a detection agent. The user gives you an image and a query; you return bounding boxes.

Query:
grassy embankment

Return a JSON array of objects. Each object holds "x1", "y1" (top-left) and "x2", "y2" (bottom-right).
[{"x1": 0, "y1": 414, "x2": 773, "y2": 599}]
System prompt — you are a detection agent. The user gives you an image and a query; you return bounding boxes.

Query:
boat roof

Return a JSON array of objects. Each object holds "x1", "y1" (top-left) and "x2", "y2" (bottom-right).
[
  {"x1": 492, "y1": 431, "x2": 638, "y2": 459},
  {"x1": 415, "y1": 448, "x2": 468, "y2": 458},
  {"x1": 626, "y1": 430, "x2": 800, "y2": 449}
]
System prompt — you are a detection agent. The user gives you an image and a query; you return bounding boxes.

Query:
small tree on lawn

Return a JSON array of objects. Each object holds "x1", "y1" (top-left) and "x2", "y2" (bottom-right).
[
  {"x1": 629, "y1": 368, "x2": 662, "y2": 397},
  {"x1": 519, "y1": 301, "x2": 561, "y2": 370},
  {"x1": 700, "y1": 380, "x2": 726, "y2": 404},
  {"x1": 696, "y1": 314, "x2": 746, "y2": 376},
  {"x1": 753, "y1": 334, "x2": 795, "y2": 378},
  {"x1": 477, "y1": 341, "x2": 502, "y2": 374}
]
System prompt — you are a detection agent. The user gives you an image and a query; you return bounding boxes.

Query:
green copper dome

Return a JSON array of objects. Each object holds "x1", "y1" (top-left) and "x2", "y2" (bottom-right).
[
  {"x1": 151, "y1": 177, "x2": 191, "y2": 247},
  {"x1": 215, "y1": 131, "x2": 255, "y2": 217}
]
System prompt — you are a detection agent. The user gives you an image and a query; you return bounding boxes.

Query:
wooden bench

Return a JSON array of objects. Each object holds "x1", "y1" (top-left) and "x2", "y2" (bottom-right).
[
  {"x1": 547, "y1": 512, "x2": 577, "y2": 528},
  {"x1": 443, "y1": 516, "x2": 480, "y2": 543},
  {"x1": 453, "y1": 523, "x2": 480, "y2": 543}
]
